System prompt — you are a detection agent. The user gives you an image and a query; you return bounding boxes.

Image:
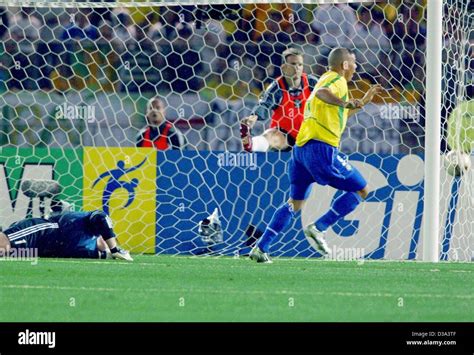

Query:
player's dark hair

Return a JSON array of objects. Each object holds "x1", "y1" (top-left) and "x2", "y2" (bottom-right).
[
  {"x1": 282, "y1": 48, "x2": 303, "y2": 62},
  {"x1": 328, "y1": 48, "x2": 353, "y2": 69}
]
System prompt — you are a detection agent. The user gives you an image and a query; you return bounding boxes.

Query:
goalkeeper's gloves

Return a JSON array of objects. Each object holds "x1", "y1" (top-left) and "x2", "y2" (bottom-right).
[{"x1": 240, "y1": 120, "x2": 252, "y2": 152}]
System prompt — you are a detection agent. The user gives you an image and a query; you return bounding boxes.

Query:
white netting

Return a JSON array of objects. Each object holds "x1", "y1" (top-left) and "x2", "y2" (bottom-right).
[
  {"x1": 439, "y1": 0, "x2": 473, "y2": 261},
  {"x1": 0, "y1": 0, "x2": 471, "y2": 260}
]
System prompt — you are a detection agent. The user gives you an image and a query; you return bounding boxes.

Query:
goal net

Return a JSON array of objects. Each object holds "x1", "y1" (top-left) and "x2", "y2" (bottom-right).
[{"x1": 0, "y1": 0, "x2": 471, "y2": 261}]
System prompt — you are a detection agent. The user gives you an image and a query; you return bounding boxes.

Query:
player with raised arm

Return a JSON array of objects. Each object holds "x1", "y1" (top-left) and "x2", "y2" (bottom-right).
[
  {"x1": 250, "y1": 47, "x2": 383, "y2": 263},
  {"x1": 241, "y1": 48, "x2": 318, "y2": 152},
  {"x1": 0, "y1": 210, "x2": 133, "y2": 261}
]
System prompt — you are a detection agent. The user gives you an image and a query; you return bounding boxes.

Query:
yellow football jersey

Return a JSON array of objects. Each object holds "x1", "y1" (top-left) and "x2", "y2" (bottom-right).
[{"x1": 296, "y1": 71, "x2": 349, "y2": 147}]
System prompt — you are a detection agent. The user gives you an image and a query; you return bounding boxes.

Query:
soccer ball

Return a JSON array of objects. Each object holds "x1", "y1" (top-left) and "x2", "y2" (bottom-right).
[{"x1": 443, "y1": 150, "x2": 472, "y2": 177}]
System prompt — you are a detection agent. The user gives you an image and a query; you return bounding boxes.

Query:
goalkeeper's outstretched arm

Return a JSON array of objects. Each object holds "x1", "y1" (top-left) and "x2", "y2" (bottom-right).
[{"x1": 240, "y1": 117, "x2": 288, "y2": 152}]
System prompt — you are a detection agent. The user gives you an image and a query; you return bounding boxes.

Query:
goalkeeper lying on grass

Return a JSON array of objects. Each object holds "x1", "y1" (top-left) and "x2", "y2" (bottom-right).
[{"x1": 0, "y1": 211, "x2": 133, "y2": 261}]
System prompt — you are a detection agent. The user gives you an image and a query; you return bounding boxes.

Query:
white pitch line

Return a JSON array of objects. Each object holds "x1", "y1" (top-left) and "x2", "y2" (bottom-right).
[
  {"x1": 1, "y1": 284, "x2": 473, "y2": 300},
  {"x1": 41, "y1": 259, "x2": 162, "y2": 266},
  {"x1": 40, "y1": 258, "x2": 474, "y2": 273},
  {"x1": 0, "y1": 284, "x2": 118, "y2": 292}
]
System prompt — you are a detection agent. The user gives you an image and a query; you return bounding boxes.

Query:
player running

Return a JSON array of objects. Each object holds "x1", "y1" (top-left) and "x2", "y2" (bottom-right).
[
  {"x1": 250, "y1": 47, "x2": 382, "y2": 263},
  {"x1": 0, "y1": 210, "x2": 133, "y2": 261}
]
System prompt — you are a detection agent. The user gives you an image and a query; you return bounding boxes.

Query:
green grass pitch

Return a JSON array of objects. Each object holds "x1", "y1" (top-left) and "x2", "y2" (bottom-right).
[{"x1": 0, "y1": 255, "x2": 472, "y2": 322}]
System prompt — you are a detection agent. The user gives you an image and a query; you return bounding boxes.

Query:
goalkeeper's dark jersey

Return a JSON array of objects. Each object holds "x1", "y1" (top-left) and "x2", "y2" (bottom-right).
[{"x1": 3, "y1": 211, "x2": 111, "y2": 258}]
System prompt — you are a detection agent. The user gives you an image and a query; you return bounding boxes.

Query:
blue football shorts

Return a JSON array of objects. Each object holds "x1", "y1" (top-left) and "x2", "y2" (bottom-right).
[{"x1": 289, "y1": 140, "x2": 367, "y2": 200}]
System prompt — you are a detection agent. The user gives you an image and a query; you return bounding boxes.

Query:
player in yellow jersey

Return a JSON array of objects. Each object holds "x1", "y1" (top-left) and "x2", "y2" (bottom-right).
[{"x1": 250, "y1": 48, "x2": 382, "y2": 263}]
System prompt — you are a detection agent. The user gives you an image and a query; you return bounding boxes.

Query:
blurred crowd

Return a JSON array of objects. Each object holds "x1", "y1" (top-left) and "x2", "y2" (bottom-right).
[
  {"x1": 1, "y1": 1, "x2": 471, "y2": 154},
  {"x1": 0, "y1": 2, "x2": 432, "y2": 101}
]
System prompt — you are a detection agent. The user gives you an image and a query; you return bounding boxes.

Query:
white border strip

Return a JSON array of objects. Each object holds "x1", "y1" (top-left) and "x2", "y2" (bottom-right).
[{"x1": 0, "y1": 0, "x2": 375, "y2": 8}]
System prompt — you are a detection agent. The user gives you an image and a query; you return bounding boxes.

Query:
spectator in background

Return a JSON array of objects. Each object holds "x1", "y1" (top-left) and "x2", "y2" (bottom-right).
[
  {"x1": 112, "y1": 8, "x2": 136, "y2": 43},
  {"x1": 60, "y1": 8, "x2": 99, "y2": 41},
  {"x1": 258, "y1": 11, "x2": 291, "y2": 72},
  {"x1": 36, "y1": 9, "x2": 70, "y2": 90},
  {"x1": 156, "y1": 6, "x2": 180, "y2": 41},
  {"x1": 385, "y1": 5, "x2": 426, "y2": 87},
  {"x1": 91, "y1": 19, "x2": 124, "y2": 91},
  {"x1": 165, "y1": 22, "x2": 203, "y2": 93},
  {"x1": 50, "y1": 8, "x2": 101, "y2": 90},
  {"x1": 311, "y1": 4, "x2": 358, "y2": 66},
  {"x1": 353, "y1": 7, "x2": 390, "y2": 79},
  {"x1": 263, "y1": 11, "x2": 291, "y2": 46},
  {"x1": 119, "y1": 24, "x2": 165, "y2": 94},
  {"x1": 0, "y1": 7, "x2": 9, "y2": 92},
  {"x1": 0, "y1": 7, "x2": 9, "y2": 39},
  {"x1": 290, "y1": 11, "x2": 314, "y2": 45},
  {"x1": 193, "y1": 18, "x2": 230, "y2": 77},
  {"x1": 243, "y1": 4, "x2": 292, "y2": 41},
  {"x1": 136, "y1": 97, "x2": 185, "y2": 150},
  {"x1": 4, "y1": 7, "x2": 42, "y2": 90}
]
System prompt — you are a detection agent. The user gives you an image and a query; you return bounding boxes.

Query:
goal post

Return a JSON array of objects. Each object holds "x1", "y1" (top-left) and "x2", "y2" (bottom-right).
[
  {"x1": 422, "y1": 0, "x2": 443, "y2": 262},
  {"x1": 0, "y1": 0, "x2": 472, "y2": 261}
]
